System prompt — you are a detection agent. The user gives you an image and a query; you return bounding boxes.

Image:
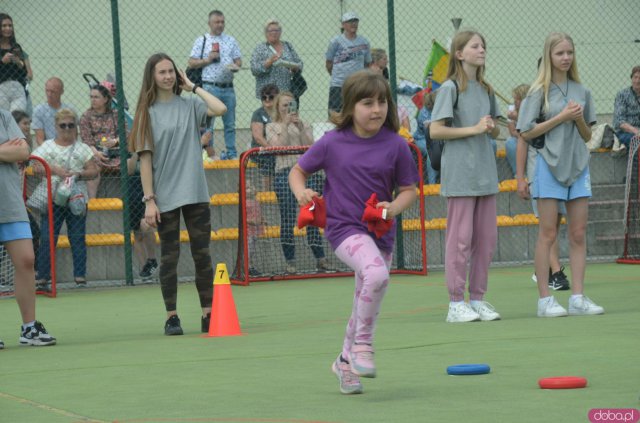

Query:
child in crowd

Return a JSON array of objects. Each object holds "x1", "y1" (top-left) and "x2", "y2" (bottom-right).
[
  {"x1": 289, "y1": 70, "x2": 418, "y2": 394},
  {"x1": 430, "y1": 30, "x2": 502, "y2": 323},
  {"x1": 245, "y1": 181, "x2": 264, "y2": 276},
  {"x1": 517, "y1": 32, "x2": 603, "y2": 317}
]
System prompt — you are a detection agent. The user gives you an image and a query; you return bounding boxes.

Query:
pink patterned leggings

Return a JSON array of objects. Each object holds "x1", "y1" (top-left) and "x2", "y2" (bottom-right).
[{"x1": 334, "y1": 234, "x2": 393, "y2": 360}]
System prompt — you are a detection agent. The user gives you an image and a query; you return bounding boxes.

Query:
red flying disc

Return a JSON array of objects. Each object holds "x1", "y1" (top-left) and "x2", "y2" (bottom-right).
[{"x1": 538, "y1": 376, "x2": 587, "y2": 389}]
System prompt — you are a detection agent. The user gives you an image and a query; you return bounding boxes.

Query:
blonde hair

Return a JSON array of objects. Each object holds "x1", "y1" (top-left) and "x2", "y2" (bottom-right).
[
  {"x1": 528, "y1": 32, "x2": 580, "y2": 112},
  {"x1": 330, "y1": 70, "x2": 399, "y2": 132},
  {"x1": 54, "y1": 108, "x2": 77, "y2": 124},
  {"x1": 264, "y1": 19, "x2": 281, "y2": 32},
  {"x1": 371, "y1": 48, "x2": 387, "y2": 63},
  {"x1": 511, "y1": 84, "x2": 530, "y2": 102},
  {"x1": 446, "y1": 30, "x2": 493, "y2": 95},
  {"x1": 272, "y1": 91, "x2": 295, "y2": 122}
]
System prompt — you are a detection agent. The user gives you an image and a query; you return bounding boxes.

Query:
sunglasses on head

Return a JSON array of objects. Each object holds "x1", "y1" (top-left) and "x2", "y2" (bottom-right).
[
  {"x1": 58, "y1": 123, "x2": 76, "y2": 129},
  {"x1": 261, "y1": 95, "x2": 275, "y2": 101}
]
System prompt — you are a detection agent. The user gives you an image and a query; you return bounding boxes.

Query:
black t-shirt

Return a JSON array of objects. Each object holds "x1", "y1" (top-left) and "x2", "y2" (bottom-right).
[{"x1": 0, "y1": 43, "x2": 28, "y2": 85}]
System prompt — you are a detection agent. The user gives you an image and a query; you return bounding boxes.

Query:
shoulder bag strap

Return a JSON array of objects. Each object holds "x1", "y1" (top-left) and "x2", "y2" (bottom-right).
[{"x1": 199, "y1": 34, "x2": 207, "y2": 59}]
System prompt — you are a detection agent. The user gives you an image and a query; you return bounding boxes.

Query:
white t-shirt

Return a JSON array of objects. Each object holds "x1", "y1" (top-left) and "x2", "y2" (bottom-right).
[{"x1": 32, "y1": 139, "x2": 94, "y2": 186}]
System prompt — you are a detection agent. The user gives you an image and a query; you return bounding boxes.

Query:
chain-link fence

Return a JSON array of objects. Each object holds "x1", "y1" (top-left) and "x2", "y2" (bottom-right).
[{"x1": 2, "y1": 0, "x2": 637, "y2": 288}]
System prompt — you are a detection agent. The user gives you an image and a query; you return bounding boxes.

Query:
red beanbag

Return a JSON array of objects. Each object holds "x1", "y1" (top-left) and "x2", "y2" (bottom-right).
[{"x1": 297, "y1": 196, "x2": 326, "y2": 229}]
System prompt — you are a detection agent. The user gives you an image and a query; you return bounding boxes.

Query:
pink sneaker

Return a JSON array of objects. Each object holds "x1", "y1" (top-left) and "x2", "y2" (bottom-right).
[
  {"x1": 331, "y1": 355, "x2": 363, "y2": 394},
  {"x1": 349, "y1": 344, "x2": 376, "y2": 378}
]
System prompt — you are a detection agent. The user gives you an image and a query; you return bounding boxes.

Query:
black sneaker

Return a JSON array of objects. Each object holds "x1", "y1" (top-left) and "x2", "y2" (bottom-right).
[
  {"x1": 19, "y1": 321, "x2": 56, "y2": 346},
  {"x1": 0, "y1": 339, "x2": 4, "y2": 349},
  {"x1": 549, "y1": 266, "x2": 570, "y2": 291},
  {"x1": 147, "y1": 259, "x2": 158, "y2": 276},
  {"x1": 201, "y1": 312, "x2": 211, "y2": 333},
  {"x1": 139, "y1": 262, "x2": 151, "y2": 278},
  {"x1": 164, "y1": 315, "x2": 183, "y2": 336},
  {"x1": 140, "y1": 259, "x2": 159, "y2": 279}
]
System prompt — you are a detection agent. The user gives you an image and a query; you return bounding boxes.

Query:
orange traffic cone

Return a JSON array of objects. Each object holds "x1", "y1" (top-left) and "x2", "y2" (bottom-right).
[{"x1": 206, "y1": 263, "x2": 243, "y2": 337}]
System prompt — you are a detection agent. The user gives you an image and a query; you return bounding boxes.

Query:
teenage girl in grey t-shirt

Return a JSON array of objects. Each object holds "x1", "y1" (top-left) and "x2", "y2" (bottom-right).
[
  {"x1": 517, "y1": 32, "x2": 603, "y2": 318},
  {"x1": 430, "y1": 30, "x2": 502, "y2": 324},
  {"x1": 0, "y1": 109, "x2": 56, "y2": 347},
  {"x1": 130, "y1": 53, "x2": 227, "y2": 336}
]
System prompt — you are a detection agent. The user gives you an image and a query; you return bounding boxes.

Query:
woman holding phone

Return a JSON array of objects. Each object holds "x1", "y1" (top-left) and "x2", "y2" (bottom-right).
[{"x1": 266, "y1": 92, "x2": 327, "y2": 273}]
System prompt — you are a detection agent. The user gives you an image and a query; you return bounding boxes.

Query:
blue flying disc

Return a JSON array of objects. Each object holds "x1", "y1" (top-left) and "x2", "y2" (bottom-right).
[{"x1": 447, "y1": 364, "x2": 491, "y2": 375}]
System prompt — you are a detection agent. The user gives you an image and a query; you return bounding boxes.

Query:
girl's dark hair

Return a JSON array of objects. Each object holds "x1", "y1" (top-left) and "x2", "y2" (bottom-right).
[
  {"x1": 330, "y1": 70, "x2": 399, "y2": 133},
  {"x1": 92, "y1": 84, "x2": 113, "y2": 111},
  {"x1": 11, "y1": 109, "x2": 29, "y2": 124},
  {"x1": 0, "y1": 13, "x2": 17, "y2": 45},
  {"x1": 260, "y1": 83, "x2": 279, "y2": 97}
]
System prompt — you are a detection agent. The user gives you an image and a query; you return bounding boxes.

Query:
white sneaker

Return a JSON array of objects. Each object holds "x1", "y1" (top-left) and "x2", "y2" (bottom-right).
[
  {"x1": 470, "y1": 301, "x2": 501, "y2": 321},
  {"x1": 531, "y1": 273, "x2": 537, "y2": 283},
  {"x1": 568, "y1": 295, "x2": 604, "y2": 316},
  {"x1": 537, "y1": 296, "x2": 568, "y2": 318},
  {"x1": 446, "y1": 302, "x2": 481, "y2": 323}
]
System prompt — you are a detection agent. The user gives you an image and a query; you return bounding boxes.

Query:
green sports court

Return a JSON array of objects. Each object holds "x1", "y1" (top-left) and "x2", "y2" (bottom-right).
[{"x1": 1, "y1": 263, "x2": 638, "y2": 423}]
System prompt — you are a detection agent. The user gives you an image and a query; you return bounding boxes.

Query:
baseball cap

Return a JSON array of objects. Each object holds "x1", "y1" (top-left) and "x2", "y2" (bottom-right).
[{"x1": 341, "y1": 11, "x2": 360, "y2": 22}]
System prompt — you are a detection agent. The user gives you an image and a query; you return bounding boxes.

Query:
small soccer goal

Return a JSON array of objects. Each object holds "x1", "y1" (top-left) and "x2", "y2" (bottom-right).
[
  {"x1": 231, "y1": 144, "x2": 427, "y2": 285},
  {"x1": 618, "y1": 136, "x2": 640, "y2": 264}
]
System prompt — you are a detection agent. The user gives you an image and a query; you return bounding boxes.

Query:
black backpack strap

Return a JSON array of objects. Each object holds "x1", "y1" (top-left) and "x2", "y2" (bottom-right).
[
  {"x1": 199, "y1": 34, "x2": 207, "y2": 59},
  {"x1": 452, "y1": 80, "x2": 459, "y2": 109}
]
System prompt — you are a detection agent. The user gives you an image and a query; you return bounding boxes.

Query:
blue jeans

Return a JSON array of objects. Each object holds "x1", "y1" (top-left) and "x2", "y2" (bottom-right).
[
  {"x1": 203, "y1": 84, "x2": 237, "y2": 157},
  {"x1": 274, "y1": 169, "x2": 325, "y2": 261},
  {"x1": 37, "y1": 205, "x2": 87, "y2": 280},
  {"x1": 616, "y1": 130, "x2": 634, "y2": 147},
  {"x1": 505, "y1": 136, "x2": 517, "y2": 177}
]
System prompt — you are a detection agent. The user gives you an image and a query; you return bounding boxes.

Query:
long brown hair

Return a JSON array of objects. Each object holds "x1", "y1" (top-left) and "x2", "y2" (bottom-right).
[
  {"x1": 330, "y1": 70, "x2": 399, "y2": 132},
  {"x1": 446, "y1": 30, "x2": 493, "y2": 95},
  {"x1": 129, "y1": 53, "x2": 182, "y2": 152}
]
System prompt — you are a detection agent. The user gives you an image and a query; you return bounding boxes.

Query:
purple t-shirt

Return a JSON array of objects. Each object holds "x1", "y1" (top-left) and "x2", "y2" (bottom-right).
[{"x1": 297, "y1": 126, "x2": 419, "y2": 253}]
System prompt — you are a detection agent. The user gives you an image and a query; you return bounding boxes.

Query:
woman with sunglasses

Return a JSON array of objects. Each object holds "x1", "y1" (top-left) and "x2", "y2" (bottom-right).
[
  {"x1": 31, "y1": 109, "x2": 98, "y2": 289},
  {"x1": 250, "y1": 83, "x2": 279, "y2": 189},
  {"x1": 250, "y1": 19, "x2": 303, "y2": 102}
]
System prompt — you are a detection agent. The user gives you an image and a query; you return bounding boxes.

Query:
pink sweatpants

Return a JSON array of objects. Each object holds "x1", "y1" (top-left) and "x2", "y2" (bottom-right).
[
  {"x1": 445, "y1": 195, "x2": 497, "y2": 302},
  {"x1": 334, "y1": 234, "x2": 393, "y2": 359}
]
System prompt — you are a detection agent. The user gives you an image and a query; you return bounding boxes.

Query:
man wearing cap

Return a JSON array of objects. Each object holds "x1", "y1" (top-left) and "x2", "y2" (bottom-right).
[
  {"x1": 188, "y1": 9, "x2": 242, "y2": 160},
  {"x1": 325, "y1": 11, "x2": 372, "y2": 114}
]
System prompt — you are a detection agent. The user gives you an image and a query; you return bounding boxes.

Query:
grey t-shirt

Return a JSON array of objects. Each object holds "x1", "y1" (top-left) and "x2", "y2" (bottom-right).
[
  {"x1": 136, "y1": 95, "x2": 209, "y2": 213},
  {"x1": 325, "y1": 34, "x2": 371, "y2": 87},
  {"x1": 431, "y1": 80, "x2": 501, "y2": 197},
  {"x1": 517, "y1": 81, "x2": 596, "y2": 186},
  {"x1": 0, "y1": 110, "x2": 29, "y2": 224}
]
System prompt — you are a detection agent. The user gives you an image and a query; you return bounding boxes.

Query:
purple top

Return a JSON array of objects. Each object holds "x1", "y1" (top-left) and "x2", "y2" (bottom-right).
[{"x1": 297, "y1": 126, "x2": 419, "y2": 253}]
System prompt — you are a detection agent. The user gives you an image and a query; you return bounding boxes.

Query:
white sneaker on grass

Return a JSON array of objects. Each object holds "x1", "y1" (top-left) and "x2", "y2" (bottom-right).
[
  {"x1": 568, "y1": 295, "x2": 604, "y2": 316},
  {"x1": 537, "y1": 296, "x2": 568, "y2": 318},
  {"x1": 470, "y1": 301, "x2": 501, "y2": 321},
  {"x1": 446, "y1": 302, "x2": 481, "y2": 323}
]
